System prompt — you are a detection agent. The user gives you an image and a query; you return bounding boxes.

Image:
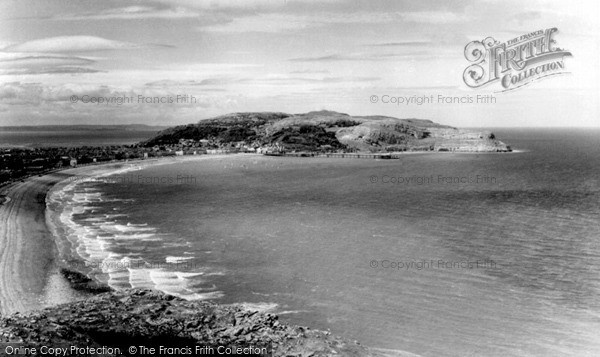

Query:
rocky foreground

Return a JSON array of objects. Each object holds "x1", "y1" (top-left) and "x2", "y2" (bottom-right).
[{"x1": 0, "y1": 289, "x2": 404, "y2": 357}]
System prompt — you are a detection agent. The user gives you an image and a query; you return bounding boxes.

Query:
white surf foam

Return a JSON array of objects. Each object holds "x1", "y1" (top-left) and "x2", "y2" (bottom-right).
[
  {"x1": 166, "y1": 256, "x2": 195, "y2": 264},
  {"x1": 48, "y1": 174, "x2": 223, "y2": 301},
  {"x1": 237, "y1": 302, "x2": 279, "y2": 313},
  {"x1": 148, "y1": 268, "x2": 223, "y2": 300}
]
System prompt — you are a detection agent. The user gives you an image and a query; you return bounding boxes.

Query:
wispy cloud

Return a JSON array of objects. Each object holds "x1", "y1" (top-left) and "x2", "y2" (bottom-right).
[
  {"x1": 145, "y1": 78, "x2": 237, "y2": 87},
  {"x1": 145, "y1": 75, "x2": 379, "y2": 87},
  {"x1": 0, "y1": 36, "x2": 173, "y2": 76},
  {"x1": 0, "y1": 0, "x2": 597, "y2": 126},
  {"x1": 366, "y1": 41, "x2": 431, "y2": 47},
  {"x1": 2, "y1": 36, "x2": 163, "y2": 53},
  {"x1": 198, "y1": 12, "x2": 403, "y2": 33},
  {"x1": 0, "y1": 54, "x2": 99, "y2": 76},
  {"x1": 289, "y1": 54, "x2": 360, "y2": 62},
  {"x1": 53, "y1": 6, "x2": 202, "y2": 21},
  {"x1": 155, "y1": 0, "x2": 343, "y2": 10},
  {"x1": 200, "y1": 14, "x2": 317, "y2": 33},
  {"x1": 288, "y1": 52, "x2": 428, "y2": 62},
  {"x1": 288, "y1": 44, "x2": 459, "y2": 62},
  {"x1": 402, "y1": 11, "x2": 466, "y2": 24},
  {"x1": 290, "y1": 69, "x2": 331, "y2": 74},
  {"x1": 0, "y1": 41, "x2": 15, "y2": 51},
  {"x1": 198, "y1": 10, "x2": 466, "y2": 33},
  {"x1": 0, "y1": 81, "x2": 242, "y2": 125},
  {"x1": 5, "y1": 67, "x2": 103, "y2": 75},
  {"x1": 238, "y1": 76, "x2": 380, "y2": 84},
  {"x1": 513, "y1": 11, "x2": 542, "y2": 25}
]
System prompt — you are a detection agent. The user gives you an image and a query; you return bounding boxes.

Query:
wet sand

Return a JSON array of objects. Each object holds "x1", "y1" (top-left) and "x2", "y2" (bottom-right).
[
  {"x1": 0, "y1": 155, "x2": 236, "y2": 315},
  {"x1": 0, "y1": 171, "x2": 79, "y2": 315}
]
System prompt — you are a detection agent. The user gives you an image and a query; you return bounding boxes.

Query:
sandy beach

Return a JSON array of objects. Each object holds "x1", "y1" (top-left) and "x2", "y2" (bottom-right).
[
  {"x1": 0, "y1": 154, "x2": 235, "y2": 316},
  {"x1": 0, "y1": 171, "x2": 78, "y2": 315}
]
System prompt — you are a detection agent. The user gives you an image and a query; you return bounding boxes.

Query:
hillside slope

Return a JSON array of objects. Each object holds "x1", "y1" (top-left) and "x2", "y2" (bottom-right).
[{"x1": 142, "y1": 110, "x2": 511, "y2": 152}]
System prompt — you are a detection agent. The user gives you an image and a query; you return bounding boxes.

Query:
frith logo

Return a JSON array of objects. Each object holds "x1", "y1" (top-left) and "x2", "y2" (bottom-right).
[{"x1": 463, "y1": 28, "x2": 572, "y2": 91}]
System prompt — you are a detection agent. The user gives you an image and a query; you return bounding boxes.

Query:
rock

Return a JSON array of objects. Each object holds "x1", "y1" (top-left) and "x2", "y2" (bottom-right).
[
  {"x1": 59, "y1": 268, "x2": 113, "y2": 293},
  {"x1": 0, "y1": 289, "x2": 395, "y2": 356}
]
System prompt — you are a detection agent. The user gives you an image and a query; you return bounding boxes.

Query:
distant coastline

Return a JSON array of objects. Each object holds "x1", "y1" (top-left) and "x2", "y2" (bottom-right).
[
  {"x1": 0, "y1": 124, "x2": 169, "y2": 131},
  {"x1": 1, "y1": 111, "x2": 513, "y2": 188}
]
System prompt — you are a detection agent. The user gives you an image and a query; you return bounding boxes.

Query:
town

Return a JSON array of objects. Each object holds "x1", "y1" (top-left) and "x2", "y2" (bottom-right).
[{"x1": 0, "y1": 138, "x2": 253, "y2": 186}]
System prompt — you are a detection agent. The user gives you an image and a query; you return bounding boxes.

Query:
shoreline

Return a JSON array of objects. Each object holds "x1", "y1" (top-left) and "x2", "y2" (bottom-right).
[
  {"x1": 0, "y1": 149, "x2": 520, "y2": 316},
  {"x1": 0, "y1": 170, "x2": 84, "y2": 315},
  {"x1": 0, "y1": 154, "x2": 239, "y2": 316},
  {"x1": 0, "y1": 152, "x2": 417, "y2": 356},
  {"x1": 264, "y1": 149, "x2": 518, "y2": 159}
]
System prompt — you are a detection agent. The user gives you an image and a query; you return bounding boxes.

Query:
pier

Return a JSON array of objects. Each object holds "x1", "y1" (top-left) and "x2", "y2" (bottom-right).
[{"x1": 264, "y1": 152, "x2": 401, "y2": 159}]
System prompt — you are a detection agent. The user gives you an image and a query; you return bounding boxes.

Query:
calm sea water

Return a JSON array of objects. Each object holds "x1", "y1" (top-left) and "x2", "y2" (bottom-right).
[
  {"x1": 48, "y1": 129, "x2": 600, "y2": 357},
  {"x1": 0, "y1": 129, "x2": 158, "y2": 147}
]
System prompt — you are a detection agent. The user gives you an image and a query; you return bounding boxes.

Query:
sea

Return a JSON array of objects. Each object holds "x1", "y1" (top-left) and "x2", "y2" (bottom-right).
[
  {"x1": 44, "y1": 128, "x2": 600, "y2": 357},
  {"x1": 0, "y1": 127, "x2": 161, "y2": 148}
]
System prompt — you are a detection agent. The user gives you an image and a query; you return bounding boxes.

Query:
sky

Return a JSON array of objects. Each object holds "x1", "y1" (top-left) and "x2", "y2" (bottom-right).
[{"x1": 0, "y1": 0, "x2": 598, "y2": 127}]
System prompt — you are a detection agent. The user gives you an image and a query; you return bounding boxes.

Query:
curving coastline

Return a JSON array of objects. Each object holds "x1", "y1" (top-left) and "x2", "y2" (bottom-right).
[
  {"x1": 0, "y1": 170, "x2": 81, "y2": 315},
  {"x1": 0, "y1": 155, "x2": 228, "y2": 315},
  {"x1": 0, "y1": 154, "x2": 418, "y2": 356}
]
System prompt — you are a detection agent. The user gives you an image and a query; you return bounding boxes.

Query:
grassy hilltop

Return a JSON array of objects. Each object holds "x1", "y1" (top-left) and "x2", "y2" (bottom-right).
[{"x1": 142, "y1": 110, "x2": 511, "y2": 152}]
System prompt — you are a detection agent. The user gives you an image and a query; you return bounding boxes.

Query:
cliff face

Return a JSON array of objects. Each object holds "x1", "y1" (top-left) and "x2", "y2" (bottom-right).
[
  {"x1": 0, "y1": 289, "x2": 402, "y2": 357},
  {"x1": 334, "y1": 118, "x2": 509, "y2": 152},
  {"x1": 142, "y1": 110, "x2": 511, "y2": 153}
]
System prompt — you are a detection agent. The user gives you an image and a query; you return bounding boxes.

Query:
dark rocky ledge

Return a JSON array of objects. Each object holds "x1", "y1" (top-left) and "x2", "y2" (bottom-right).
[
  {"x1": 59, "y1": 268, "x2": 113, "y2": 294},
  {"x1": 0, "y1": 289, "x2": 400, "y2": 357}
]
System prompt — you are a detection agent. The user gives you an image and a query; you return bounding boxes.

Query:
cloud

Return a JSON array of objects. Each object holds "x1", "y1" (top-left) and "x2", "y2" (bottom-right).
[
  {"x1": 0, "y1": 36, "x2": 174, "y2": 76},
  {"x1": 0, "y1": 82, "x2": 240, "y2": 111},
  {"x1": 1, "y1": 67, "x2": 103, "y2": 76},
  {"x1": 290, "y1": 69, "x2": 331, "y2": 74},
  {"x1": 198, "y1": 12, "x2": 407, "y2": 33},
  {"x1": 198, "y1": 10, "x2": 466, "y2": 33},
  {"x1": 54, "y1": 6, "x2": 202, "y2": 21},
  {"x1": 200, "y1": 13, "x2": 317, "y2": 33},
  {"x1": 0, "y1": 81, "x2": 245, "y2": 125},
  {"x1": 155, "y1": 0, "x2": 343, "y2": 10},
  {"x1": 0, "y1": 55, "x2": 94, "y2": 66},
  {"x1": 145, "y1": 78, "x2": 237, "y2": 87},
  {"x1": 366, "y1": 41, "x2": 431, "y2": 47},
  {"x1": 0, "y1": 54, "x2": 101, "y2": 76},
  {"x1": 2, "y1": 36, "x2": 159, "y2": 53},
  {"x1": 287, "y1": 53, "x2": 421, "y2": 62},
  {"x1": 238, "y1": 76, "x2": 380, "y2": 84},
  {"x1": 0, "y1": 82, "x2": 121, "y2": 105},
  {"x1": 288, "y1": 47, "x2": 458, "y2": 62},
  {"x1": 0, "y1": 41, "x2": 15, "y2": 51},
  {"x1": 513, "y1": 11, "x2": 543, "y2": 25},
  {"x1": 288, "y1": 54, "x2": 365, "y2": 62},
  {"x1": 401, "y1": 11, "x2": 466, "y2": 24},
  {"x1": 144, "y1": 75, "x2": 379, "y2": 88}
]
